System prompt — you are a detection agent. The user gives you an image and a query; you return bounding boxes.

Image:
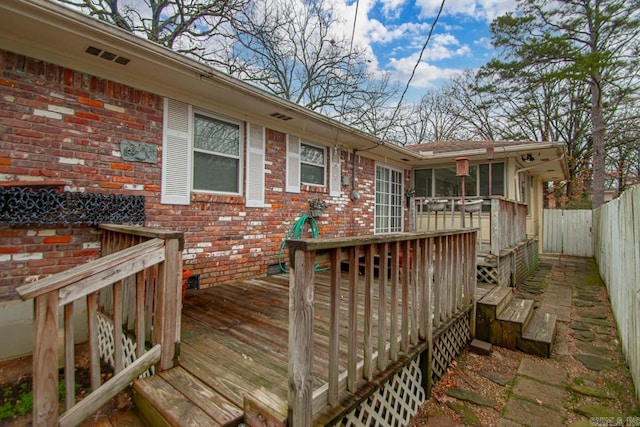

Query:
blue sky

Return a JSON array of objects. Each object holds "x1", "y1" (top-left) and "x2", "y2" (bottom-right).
[{"x1": 332, "y1": 0, "x2": 517, "y2": 99}]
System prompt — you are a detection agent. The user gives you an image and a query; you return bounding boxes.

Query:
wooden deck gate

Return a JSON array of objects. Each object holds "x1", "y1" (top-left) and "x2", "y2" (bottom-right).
[{"x1": 543, "y1": 209, "x2": 594, "y2": 256}]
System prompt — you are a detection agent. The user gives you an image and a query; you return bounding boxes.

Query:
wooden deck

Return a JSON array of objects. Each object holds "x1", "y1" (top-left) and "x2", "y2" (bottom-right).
[
  {"x1": 132, "y1": 231, "x2": 479, "y2": 426},
  {"x1": 134, "y1": 270, "x2": 417, "y2": 425}
]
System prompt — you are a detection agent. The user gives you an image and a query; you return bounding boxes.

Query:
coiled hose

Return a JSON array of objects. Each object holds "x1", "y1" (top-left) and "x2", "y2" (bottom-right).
[{"x1": 278, "y1": 215, "x2": 326, "y2": 273}]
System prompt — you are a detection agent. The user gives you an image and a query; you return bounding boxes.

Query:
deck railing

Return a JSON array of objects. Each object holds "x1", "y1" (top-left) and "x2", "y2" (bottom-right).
[
  {"x1": 286, "y1": 230, "x2": 477, "y2": 425},
  {"x1": 16, "y1": 224, "x2": 183, "y2": 427},
  {"x1": 413, "y1": 196, "x2": 527, "y2": 255}
]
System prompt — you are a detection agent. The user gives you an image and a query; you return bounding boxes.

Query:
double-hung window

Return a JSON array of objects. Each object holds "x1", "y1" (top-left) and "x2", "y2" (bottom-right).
[
  {"x1": 162, "y1": 98, "x2": 257, "y2": 205},
  {"x1": 375, "y1": 164, "x2": 404, "y2": 233},
  {"x1": 300, "y1": 142, "x2": 326, "y2": 186},
  {"x1": 193, "y1": 113, "x2": 242, "y2": 194}
]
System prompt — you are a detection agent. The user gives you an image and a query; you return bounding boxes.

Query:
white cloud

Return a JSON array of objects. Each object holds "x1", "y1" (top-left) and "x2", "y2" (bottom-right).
[
  {"x1": 388, "y1": 56, "x2": 464, "y2": 87},
  {"x1": 380, "y1": 0, "x2": 407, "y2": 19},
  {"x1": 414, "y1": 0, "x2": 516, "y2": 21}
]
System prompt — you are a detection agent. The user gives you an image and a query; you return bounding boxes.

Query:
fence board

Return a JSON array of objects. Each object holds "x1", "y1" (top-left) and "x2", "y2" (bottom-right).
[
  {"x1": 593, "y1": 185, "x2": 640, "y2": 404},
  {"x1": 542, "y1": 209, "x2": 593, "y2": 256}
]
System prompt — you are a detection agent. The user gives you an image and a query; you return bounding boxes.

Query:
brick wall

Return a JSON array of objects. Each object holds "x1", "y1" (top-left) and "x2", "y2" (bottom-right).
[{"x1": 0, "y1": 49, "x2": 407, "y2": 300}]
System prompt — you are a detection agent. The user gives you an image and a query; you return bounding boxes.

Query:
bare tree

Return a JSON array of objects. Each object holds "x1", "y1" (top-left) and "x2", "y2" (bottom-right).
[
  {"x1": 220, "y1": 0, "x2": 376, "y2": 114},
  {"x1": 54, "y1": 0, "x2": 247, "y2": 61}
]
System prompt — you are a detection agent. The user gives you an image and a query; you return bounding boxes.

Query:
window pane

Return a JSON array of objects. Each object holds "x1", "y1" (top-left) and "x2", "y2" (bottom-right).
[
  {"x1": 434, "y1": 166, "x2": 478, "y2": 197},
  {"x1": 301, "y1": 144, "x2": 324, "y2": 165},
  {"x1": 193, "y1": 152, "x2": 239, "y2": 193},
  {"x1": 479, "y1": 162, "x2": 504, "y2": 196},
  {"x1": 414, "y1": 169, "x2": 432, "y2": 197},
  {"x1": 301, "y1": 164, "x2": 324, "y2": 185},
  {"x1": 194, "y1": 114, "x2": 239, "y2": 156},
  {"x1": 466, "y1": 165, "x2": 478, "y2": 196}
]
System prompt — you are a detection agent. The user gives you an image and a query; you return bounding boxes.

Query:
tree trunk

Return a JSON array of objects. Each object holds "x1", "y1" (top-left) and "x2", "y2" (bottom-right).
[{"x1": 590, "y1": 75, "x2": 606, "y2": 209}]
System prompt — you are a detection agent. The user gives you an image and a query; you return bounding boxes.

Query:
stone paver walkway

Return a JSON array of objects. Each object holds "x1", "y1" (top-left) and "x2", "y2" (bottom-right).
[{"x1": 411, "y1": 254, "x2": 639, "y2": 427}]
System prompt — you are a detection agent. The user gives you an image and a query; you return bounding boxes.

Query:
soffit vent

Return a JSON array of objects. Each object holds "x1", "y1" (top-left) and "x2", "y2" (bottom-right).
[
  {"x1": 85, "y1": 46, "x2": 131, "y2": 65},
  {"x1": 270, "y1": 112, "x2": 293, "y2": 121}
]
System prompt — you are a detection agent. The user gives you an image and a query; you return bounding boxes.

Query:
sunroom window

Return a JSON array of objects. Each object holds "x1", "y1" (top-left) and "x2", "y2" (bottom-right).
[
  {"x1": 193, "y1": 113, "x2": 241, "y2": 193},
  {"x1": 415, "y1": 162, "x2": 504, "y2": 198}
]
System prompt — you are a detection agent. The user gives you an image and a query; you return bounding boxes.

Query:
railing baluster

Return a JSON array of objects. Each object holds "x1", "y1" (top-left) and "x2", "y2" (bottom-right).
[
  {"x1": 87, "y1": 293, "x2": 100, "y2": 391},
  {"x1": 328, "y1": 248, "x2": 340, "y2": 406},
  {"x1": 347, "y1": 246, "x2": 358, "y2": 392},
  {"x1": 64, "y1": 302, "x2": 75, "y2": 411},
  {"x1": 401, "y1": 240, "x2": 410, "y2": 353},
  {"x1": 363, "y1": 244, "x2": 374, "y2": 381},
  {"x1": 113, "y1": 280, "x2": 123, "y2": 374},
  {"x1": 377, "y1": 242, "x2": 388, "y2": 371},
  {"x1": 390, "y1": 241, "x2": 399, "y2": 362},
  {"x1": 135, "y1": 270, "x2": 145, "y2": 359},
  {"x1": 410, "y1": 239, "x2": 419, "y2": 345}
]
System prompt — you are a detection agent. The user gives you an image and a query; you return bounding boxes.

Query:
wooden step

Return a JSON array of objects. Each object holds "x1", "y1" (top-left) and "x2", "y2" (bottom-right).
[
  {"x1": 518, "y1": 311, "x2": 557, "y2": 358},
  {"x1": 495, "y1": 299, "x2": 534, "y2": 350},
  {"x1": 133, "y1": 366, "x2": 243, "y2": 427},
  {"x1": 475, "y1": 285, "x2": 513, "y2": 342}
]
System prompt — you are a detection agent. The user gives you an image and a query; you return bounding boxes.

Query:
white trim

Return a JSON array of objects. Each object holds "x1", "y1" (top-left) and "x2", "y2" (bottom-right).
[
  {"x1": 192, "y1": 109, "x2": 244, "y2": 196},
  {"x1": 246, "y1": 123, "x2": 265, "y2": 207},
  {"x1": 161, "y1": 97, "x2": 192, "y2": 205},
  {"x1": 375, "y1": 162, "x2": 405, "y2": 234},
  {"x1": 286, "y1": 135, "x2": 301, "y2": 193}
]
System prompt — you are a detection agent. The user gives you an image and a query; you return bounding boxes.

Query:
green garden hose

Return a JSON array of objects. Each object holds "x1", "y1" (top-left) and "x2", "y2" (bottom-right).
[{"x1": 278, "y1": 215, "x2": 324, "y2": 273}]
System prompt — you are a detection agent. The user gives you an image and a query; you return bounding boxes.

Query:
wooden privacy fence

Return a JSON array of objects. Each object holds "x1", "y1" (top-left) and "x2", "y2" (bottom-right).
[
  {"x1": 543, "y1": 209, "x2": 594, "y2": 256},
  {"x1": 593, "y1": 185, "x2": 640, "y2": 402},
  {"x1": 16, "y1": 224, "x2": 183, "y2": 427},
  {"x1": 286, "y1": 230, "x2": 477, "y2": 425}
]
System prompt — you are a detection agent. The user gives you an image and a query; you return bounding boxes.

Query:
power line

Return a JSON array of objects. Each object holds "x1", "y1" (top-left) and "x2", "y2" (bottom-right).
[{"x1": 380, "y1": 0, "x2": 447, "y2": 146}]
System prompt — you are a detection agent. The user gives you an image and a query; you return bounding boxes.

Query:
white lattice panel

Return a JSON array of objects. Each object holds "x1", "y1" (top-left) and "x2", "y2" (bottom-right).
[
  {"x1": 340, "y1": 357, "x2": 425, "y2": 427},
  {"x1": 97, "y1": 312, "x2": 154, "y2": 378}
]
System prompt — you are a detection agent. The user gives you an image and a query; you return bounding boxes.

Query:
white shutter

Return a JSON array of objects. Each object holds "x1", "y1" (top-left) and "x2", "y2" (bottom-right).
[
  {"x1": 330, "y1": 147, "x2": 341, "y2": 197},
  {"x1": 286, "y1": 135, "x2": 301, "y2": 193},
  {"x1": 246, "y1": 123, "x2": 265, "y2": 207},
  {"x1": 161, "y1": 98, "x2": 192, "y2": 205}
]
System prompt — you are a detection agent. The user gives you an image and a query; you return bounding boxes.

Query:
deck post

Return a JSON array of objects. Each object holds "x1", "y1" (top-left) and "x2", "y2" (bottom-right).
[
  {"x1": 32, "y1": 292, "x2": 60, "y2": 426},
  {"x1": 155, "y1": 236, "x2": 182, "y2": 371},
  {"x1": 288, "y1": 248, "x2": 315, "y2": 427}
]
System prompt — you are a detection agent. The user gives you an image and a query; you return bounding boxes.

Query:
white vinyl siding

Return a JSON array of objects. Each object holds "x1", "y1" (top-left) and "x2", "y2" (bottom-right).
[
  {"x1": 375, "y1": 164, "x2": 404, "y2": 233},
  {"x1": 246, "y1": 123, "x2": 265, "y2": 207},
  {"x1": 286, "y1": 135, "x2": 301, "y2": 193},
  {"x1": 161, "y1": 98, "x2": 192, "y2": 205}
]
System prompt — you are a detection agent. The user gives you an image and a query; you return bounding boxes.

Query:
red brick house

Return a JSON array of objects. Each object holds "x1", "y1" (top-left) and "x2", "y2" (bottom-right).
[
  {"x1": 0, "y1": 0, "x2": 568, "y2": 361},
  {"x1": 0, "y1": 0, "x2": 422, "y2": 359}
]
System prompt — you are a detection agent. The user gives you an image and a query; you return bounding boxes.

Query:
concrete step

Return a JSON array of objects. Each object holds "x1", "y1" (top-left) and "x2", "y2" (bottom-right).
[
  {"x1": 518, "y1": 311, "x2": 557, "y2": 358},
  {"x1": 475, "y1": 285, "x2": 514, "y2": 342},
  {"x1": 495, "y1": 299, "x2": 535, "y2": 350}
]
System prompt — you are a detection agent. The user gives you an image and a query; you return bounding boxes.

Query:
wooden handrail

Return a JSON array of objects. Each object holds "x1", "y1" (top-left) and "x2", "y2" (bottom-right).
[
  {"x1": 287, "y1": 230, "x2": 477, "y2": 425},
  {"x1": 16, "y1": 226, "x2": 183, "y2": 426}
]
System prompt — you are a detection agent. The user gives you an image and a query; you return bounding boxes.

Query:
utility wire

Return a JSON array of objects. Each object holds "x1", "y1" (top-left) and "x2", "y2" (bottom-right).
[{"x1": 379, "y1": 0, "x2": 447, "y2": 146}]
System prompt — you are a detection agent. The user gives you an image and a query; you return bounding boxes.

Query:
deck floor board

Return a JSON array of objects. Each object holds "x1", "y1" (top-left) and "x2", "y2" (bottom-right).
[{"x1": 139, "y1": 270, "x2": 433, "y2": 425}]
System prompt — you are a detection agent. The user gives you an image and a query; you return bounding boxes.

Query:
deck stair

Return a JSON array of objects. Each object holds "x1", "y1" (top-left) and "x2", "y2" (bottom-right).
[
  {"x1": 132, "y1": 366, "x2": 243, "y2": 426},
  {"x1": 475, "y1": 284, "x2": 556, "y2": 357}
]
